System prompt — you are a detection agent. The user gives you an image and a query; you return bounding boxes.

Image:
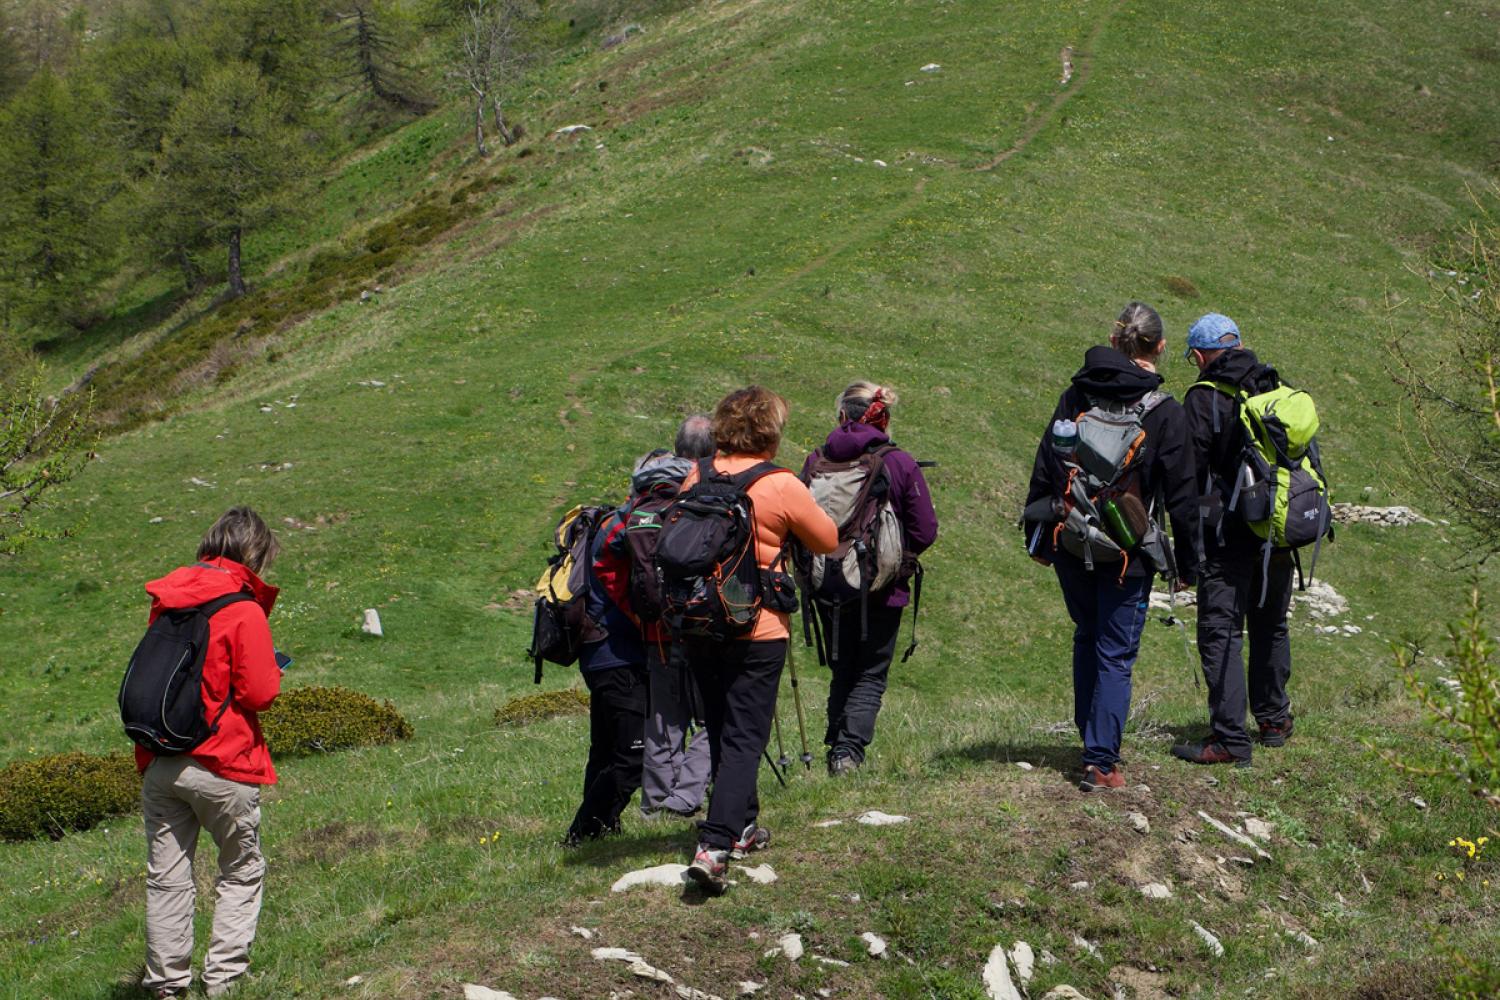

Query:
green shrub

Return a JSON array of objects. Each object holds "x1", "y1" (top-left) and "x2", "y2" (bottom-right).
[
  {"x1": 494, "y1": 687, "x2": 590, "y2": 726},
  {"x1": 0, "y1": 752, "x2": 139, "y2": 842},
  {"x1": 261, "y1": 686, "x2": 413, "y2": 756}
]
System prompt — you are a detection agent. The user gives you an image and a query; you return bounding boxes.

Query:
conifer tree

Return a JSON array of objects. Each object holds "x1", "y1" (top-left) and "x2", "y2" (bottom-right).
[
  {"x1": 0, "y1": 71, "x2": 114, "y2": 328},
  {"x1": 153, "y1": 62, "x2": 312, "y2": 298},
  {"x1": 331, "y1": 1, "x2": 433, "y2": 118}
]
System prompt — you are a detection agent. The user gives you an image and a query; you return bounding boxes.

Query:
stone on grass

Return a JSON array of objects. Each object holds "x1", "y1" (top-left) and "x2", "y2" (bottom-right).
[
  {"x1": 776, "y1": 932, "x2": 804, "y2": 961},
  {"x1": 1127, "y1": 811, "x2": 1150, "y2": 834},
  {"x1": 1190, "y1": 921, "x2": 1225, "y2": 957},
  {"x1": 1042, "y1": 988, "x2": 1094, "y2": 1000},
  {"x1": 1242, "y1": 817, "x2": 1274, "y2": 841},
  {"x1": 812, "y1": 955, "x2": 849, "y2": 968},
  {"x1": 463, "y1": 986, "x2": 518, "y2": 1000},
  {"x1": 920, "y1": 62, "x2": 941, "y2": 72},
  {"x1": 1140, "y1": 882, "x2": 1173, "y2": 899},
  {"x1": 1015, "y1": 761, "x2": 1034, "y2": 771},
  {"x1": 738, "y1": 864, "x2": 777, "y2": 884},
  {"x1": 1072, "y1": 934, "x2": 1102, "y2": 960},
  {"x1": 856, "y1": 810, "x2": 909, "y2": 826},
  {"x1": 738, "y1": 983, "x2": 763, "y2": 996},
  {"x1": 1009, "y1": 941, "x2": 1035, "y2": 984},
  {"x1": 611, "y1": 863, "x2": 691, "y2": 892},
  {"x1": 554, "y1": 124, "x2": 593, "y2": 136},
  {"x1": 813, "y1": 818, "x2": 844, "y2": 828},
  {"x1": 1287, "y1": 929, "x2": 1320, "y2": 950},
  {"x1": 361, "y1": 608, "x2": 383, "y2": 637},
  {"x1": 983, "y1": 943, "x2": 1023, "y2": 1000},
  {"x1": 1198, "y1": 811, "x2": 1271, "y2": 859},
  {"x1": 862, "y1": 932, "x2": 888, "y2": 958},
  {"x1": 1070, "y1": 880, "x2": 1091, "y2": 891},
  {"x1": 570, "y1": 925, "x2": 595, "y2": 939}
]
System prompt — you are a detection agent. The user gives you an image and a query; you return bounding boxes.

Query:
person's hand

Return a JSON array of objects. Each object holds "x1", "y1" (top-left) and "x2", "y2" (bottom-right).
[{"x1": 1174, "y1": 578, "x2": 1194, "y2": 593}]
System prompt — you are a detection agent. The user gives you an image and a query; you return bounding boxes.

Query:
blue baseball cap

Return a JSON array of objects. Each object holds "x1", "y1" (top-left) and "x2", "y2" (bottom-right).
[{"x1": 1184, "y1": 313, "x2": 1241, "y2": 358}]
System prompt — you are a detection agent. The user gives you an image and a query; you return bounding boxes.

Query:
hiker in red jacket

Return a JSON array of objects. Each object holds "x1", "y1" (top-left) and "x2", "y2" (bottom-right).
[{"x1": 137, "y1": 508, "x2": 281, "y2": 999}]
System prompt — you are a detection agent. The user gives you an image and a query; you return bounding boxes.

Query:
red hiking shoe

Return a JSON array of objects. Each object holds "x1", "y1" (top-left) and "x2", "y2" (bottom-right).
[
  {"x1": 1171, "y1": 739, "x2": 1251, "y2": 767},
  {"x1": 1079, "y1": 764, "x2": 1126, "y2": 792},
  {"x1": 1258, "y1": 718, "x2": 1294, "y2": 747}
]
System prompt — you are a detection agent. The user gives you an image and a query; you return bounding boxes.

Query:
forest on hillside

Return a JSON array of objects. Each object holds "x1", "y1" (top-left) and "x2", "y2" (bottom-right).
[{"x1": 0, "y1": 0, "x2": 651, "y2": 338}]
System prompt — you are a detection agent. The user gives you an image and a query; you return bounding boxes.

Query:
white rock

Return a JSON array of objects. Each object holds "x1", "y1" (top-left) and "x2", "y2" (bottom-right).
[
  {"x1": 1127, "y1": 811, "x2": 1150, "y2": 834},
  {"x1": 738, "y1": 864, "x2": 777, "y2": 884},
  {"x1": 1411, "y1": 796, "x2": 1428, "y2": 810},
  {"x1": 188, "y1": 477, "x2": 215, "y2": 488},
  {"x1": 1042, "y1": 989, "x2": 1094, "y2": 1000},
  {"x1": 1015, "y1": 761, "x2": 1035, "y2": 771},
  {"x1": 982, "y1": 943, "x2": 1023, "y2": 1000},
  {"x1": 1009, "y1": 941, "x2": 1035, "y2": 984},
  {"x1": 593, "y1": 946, "x2": 642, "y2": 962},
  {"x1": 812, "y1": 956, "x2": 849, "y2": 968},
  {"x1": 1190, "y1": 921, "x2": 1225, "y2": 957},
  {"x1": 873, "y1": 159, "x2": 887, "y2": 167},
  {"x1": 1070, "y1": 880, "x2": 1091, "y2": 891},
  {"x1": 555, "y1": 124, "x2": 594, "y2": 136},
  {"x1": 344, "y1": 976, "x2": 364, "y2": 986},
  {"x1": 862, "y1": 932, "x2": 888, "y2": 958},
  {"x1": 1342, "y1": 624, "x2": 1362, "y2": 635},
  {"x1": 1140, "y1": 882, "x2": 1173, "y2": 899},
  {"x1": 463, "y1": 986, "x2": 518, "y2": 1000},
  {"x1": 259, "y1": 405, "x2": 273, "y2": 413},
  {"x1": 1072, "y1": 934, "x2": 1102, "y2": 959},
  {"x1": 149, "y1": 516, "x2": 164, "y2": 524},
  {"x1": 1040, "y1": 950, "x2": 1058, "y2": 966},
  {"x1": 611, "y1": 864, "x2": 691, "y2": 892},
  {"x1": 361, "y1": 608, "x2": 384, "y2": 637},
  {"x1": 856, "y1": 811, "x2": 909, "y2": 826},
  {"x1": 570, "y1": 925, "x2": 595, "y2": 939},
  {"x1": 920, "y1": 63, "x2": 941, "y2": 72},
  {"x1": 1242, "y1": 817, "x2": 1274, "y2": 841},
  {"x1": 813, "y1": 819, "x2": 844, "y2": 828},
  {"x1": 1198, "y1": 811, "x2": 1271, "y2": 859},
  {"x1": 777, "y1": 932, "x2": 804, "y2": 961},
  {"x1": 738, "y1": 983, "x2": 763, "y2": 996}
]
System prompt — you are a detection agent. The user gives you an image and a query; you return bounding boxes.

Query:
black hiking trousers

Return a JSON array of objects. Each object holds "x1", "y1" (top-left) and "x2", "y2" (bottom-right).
[
  {"x1": 1196, "y1": 547, "x2": 1295, "y2": 760},
  {"x1": 684, "y1": 638, "x2": 787, "y2": 851},
  {"x1": 568, "y1": 664, "x2": 647, "y2": 840},
  {"x1": 819, "y1": 601, "x2": 904, "y2": 765}
]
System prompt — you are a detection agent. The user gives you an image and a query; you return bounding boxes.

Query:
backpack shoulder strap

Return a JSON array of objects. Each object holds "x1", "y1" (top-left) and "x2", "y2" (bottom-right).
[
  {"x1": 731, "y1": 461, "x2": 788, "y2": 489},
  {"x1": 197, "y1": 591, "x2": 256, "y2": 617}
]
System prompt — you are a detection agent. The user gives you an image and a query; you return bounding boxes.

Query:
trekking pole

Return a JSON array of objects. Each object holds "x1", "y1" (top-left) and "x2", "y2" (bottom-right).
[
  {"x1": 1168, "y1": 582, "x2": 1201, "y2": 691},
  {"x1": 762, "y1": 750, "x2": 788, "y2": 788},
  {"x1": 772, "y1": 692, "x2": 791, "y2": 772},
  {"x1": 786, "y1": 643, "x2": 814, "y2": 770}
]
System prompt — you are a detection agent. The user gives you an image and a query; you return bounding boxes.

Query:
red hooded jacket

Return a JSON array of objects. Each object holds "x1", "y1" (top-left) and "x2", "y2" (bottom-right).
[{"x1": 134, "y1": 556, "x2": 282, "y2": 785}]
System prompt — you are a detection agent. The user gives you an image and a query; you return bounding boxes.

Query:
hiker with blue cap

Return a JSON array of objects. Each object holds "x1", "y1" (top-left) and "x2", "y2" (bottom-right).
[{"x1": 1173, "y1": 312, "x2": 1326, "y2": 767}]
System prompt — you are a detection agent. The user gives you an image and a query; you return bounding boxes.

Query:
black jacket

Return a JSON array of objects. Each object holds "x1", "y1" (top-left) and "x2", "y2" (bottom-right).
[
  {"x1": 1182, "y1": 348, "x2": 1281, "y2": 553},
  {"x1": 1024, "y1": 346, "x2": 1199, "y2": 580}
]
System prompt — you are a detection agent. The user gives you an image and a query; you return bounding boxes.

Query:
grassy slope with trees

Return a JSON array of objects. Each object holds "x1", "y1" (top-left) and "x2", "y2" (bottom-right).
[{"x1": 2, "y1": 1, "x2": 1499, "y2": 997}]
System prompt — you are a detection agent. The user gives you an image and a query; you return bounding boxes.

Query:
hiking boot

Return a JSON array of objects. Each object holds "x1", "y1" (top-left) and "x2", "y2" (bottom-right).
[
  {"x1": 1257, "y1": 718, "x2": 1294, "y2": 747},
  {"x1": 827, "y1": 753, "x2": 859, "y2": 777},
  {"x1": 1171, "y1": 739, "x2": 1251, "y2": 767},
  {"x1": 687, "y1": 844, "x2": 730, "y2": 896},
  {"x1": 205, "y1": 977, "x2": 243, "y2": 999},
  {"x1": 1079, "y1": 764, "x2": 1126, "y2": 792},
  {"x1": 730, "y1": 823, "x2": 771, "y2": 859},
  {"x1": 149, "y1": 989, "x2": 187, "y2": 999}
]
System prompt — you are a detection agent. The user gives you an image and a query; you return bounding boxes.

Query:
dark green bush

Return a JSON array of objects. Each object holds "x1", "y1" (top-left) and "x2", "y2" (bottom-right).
[
  {"x1": 0, "y1": 752, "x2": 139, "y2": 842},
  {"x1": 260, "y1": 686, "x2": 413, "y2": 756},
  {"x1": 494, "y1": 687, "x2": 590, "y2": 726}
]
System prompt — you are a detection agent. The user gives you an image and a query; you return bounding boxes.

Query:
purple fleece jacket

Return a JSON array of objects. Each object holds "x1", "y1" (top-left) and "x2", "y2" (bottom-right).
[{"x1": 801, "y1": 422, "x2": 939, "y2": 608}]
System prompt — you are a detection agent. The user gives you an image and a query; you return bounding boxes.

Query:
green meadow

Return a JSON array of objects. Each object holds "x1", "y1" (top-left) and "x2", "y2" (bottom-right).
[{"x1": 2, "y1": 1, "x2": 1498, "y2": 997}]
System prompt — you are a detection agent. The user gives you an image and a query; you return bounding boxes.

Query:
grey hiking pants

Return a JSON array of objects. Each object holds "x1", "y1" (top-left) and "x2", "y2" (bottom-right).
[
  {"x1": 142, "y1": 757, "x2": 265, "y2": 994},
  {"x1": 1196, "y1": 548, "x2": 1295, "y2": 759},
  {"x1": 642, "y1": 642, "x2": 711, "y2": 815}
]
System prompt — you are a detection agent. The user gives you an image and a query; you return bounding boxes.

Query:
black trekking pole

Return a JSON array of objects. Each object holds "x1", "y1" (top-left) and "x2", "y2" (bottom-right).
[
  {"x1": 762, "y1": 749, "x2": 787, "y2": 787},
  {"x1": 772, "y1": 690, "x2": 791, "y2": 772},
  {"x1": 786, "y1": 643, "x2": 814, "y2": 770}
]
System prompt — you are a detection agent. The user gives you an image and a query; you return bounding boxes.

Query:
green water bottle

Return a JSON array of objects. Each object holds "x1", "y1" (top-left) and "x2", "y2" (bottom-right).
[{"x1": 1100, "y1": 498, "x2": 1138, "y2": 550}]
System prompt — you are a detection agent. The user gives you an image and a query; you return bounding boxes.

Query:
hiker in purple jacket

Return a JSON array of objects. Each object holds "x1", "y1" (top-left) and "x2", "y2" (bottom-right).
[{"x1": 800, "y1": 382, "x2": 938, "y2": 775}]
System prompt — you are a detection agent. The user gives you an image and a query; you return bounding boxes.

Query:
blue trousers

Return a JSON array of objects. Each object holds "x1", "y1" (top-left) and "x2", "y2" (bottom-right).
[{"x1": 1054, "y1": 556, "x2": 1152, "y2": 771}]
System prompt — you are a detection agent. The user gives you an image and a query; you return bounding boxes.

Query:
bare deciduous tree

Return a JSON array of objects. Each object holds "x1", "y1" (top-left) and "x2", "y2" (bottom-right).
[{"x1": 451, "y1": 0, "x2": 530, "y2": 157}]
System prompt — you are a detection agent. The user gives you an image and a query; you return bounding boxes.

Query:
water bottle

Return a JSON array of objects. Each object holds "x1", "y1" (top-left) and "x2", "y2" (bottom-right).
[
  {"x1": 1100, "y1": 498, "x2": 1139, "y2": 550},
  {"x1": 1051, "y1": 418, "x2": 1078, "y2": 457}
]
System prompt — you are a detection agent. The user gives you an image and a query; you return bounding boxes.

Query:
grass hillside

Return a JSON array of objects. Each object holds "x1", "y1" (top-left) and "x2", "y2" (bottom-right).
[{"x1": 3, "y1": 1, "x2": 1499, "y2": 997}]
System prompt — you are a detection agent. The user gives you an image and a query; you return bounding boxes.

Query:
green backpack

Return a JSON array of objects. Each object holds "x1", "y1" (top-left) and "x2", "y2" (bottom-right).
[{"x1": 1194, "y1": 379, "x2": 1333, "y2": 601}]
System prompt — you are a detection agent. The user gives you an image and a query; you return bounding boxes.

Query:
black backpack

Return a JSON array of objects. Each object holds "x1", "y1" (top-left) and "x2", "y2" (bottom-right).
[
  {"x1": 656, "y1": 459, "x2": 790, "y2": 640},
  {"x1": 622, "y1": 490, "x2": 675, "y2": 625},
  {"x1": 119, "y1": 591, "x2": 256, "y2": 755}
]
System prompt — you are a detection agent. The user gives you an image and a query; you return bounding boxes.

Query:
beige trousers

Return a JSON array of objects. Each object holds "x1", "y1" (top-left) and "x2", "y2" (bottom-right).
[{"x1": 142, "y1": 757, "x2": 265, "y2": 992}]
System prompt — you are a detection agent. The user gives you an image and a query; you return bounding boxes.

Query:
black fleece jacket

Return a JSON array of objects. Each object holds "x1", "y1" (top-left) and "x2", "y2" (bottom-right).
[
  {"x1": 1182, "y1": 348, "x2": 1281, "y2": 553},
  {"x1": 1024, "y1": 346, "x2": 1199, "y2": 580}
]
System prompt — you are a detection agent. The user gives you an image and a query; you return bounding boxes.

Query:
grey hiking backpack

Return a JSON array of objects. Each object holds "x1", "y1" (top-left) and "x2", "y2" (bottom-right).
[
  {"x1": 792, "y1": 444, "x2": 920, "y2": 664},
  {"x1": 1051, "y1": 391, "x2": 1175, "y2": 575}
]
